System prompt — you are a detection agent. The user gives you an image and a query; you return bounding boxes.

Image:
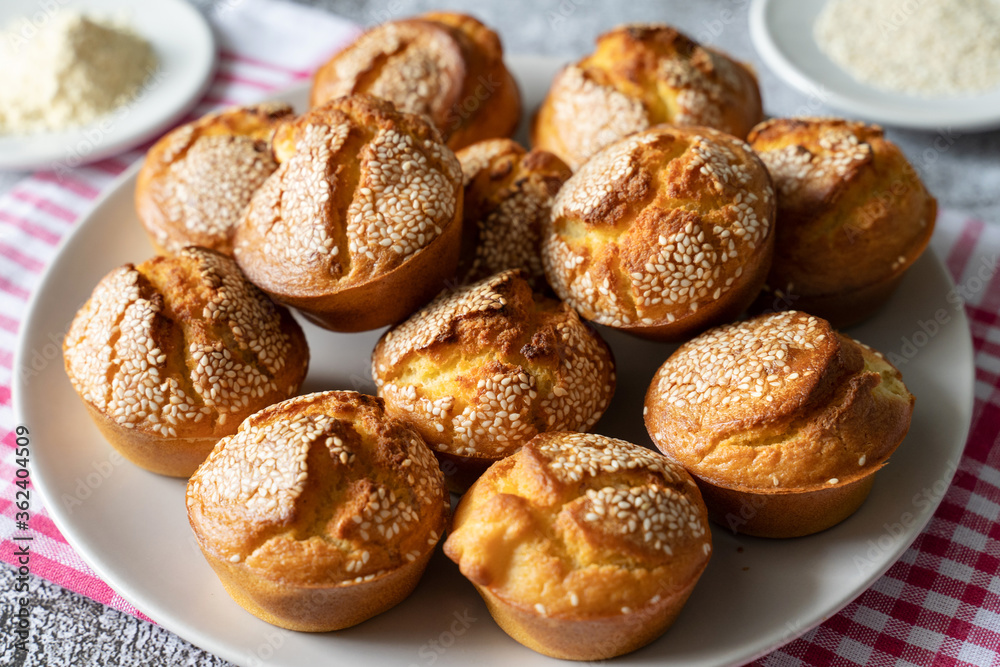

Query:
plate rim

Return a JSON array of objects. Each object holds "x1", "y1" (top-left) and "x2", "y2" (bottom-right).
[
  {"x1": 0, "y1": 0, "x2": 217, "y2": 171},
  {"x1": 748, "y1": 0, "x2": 1000, "y2": 131},
  {"x1": 14, "y1": 61, "x2": 977, "y2": 667}
]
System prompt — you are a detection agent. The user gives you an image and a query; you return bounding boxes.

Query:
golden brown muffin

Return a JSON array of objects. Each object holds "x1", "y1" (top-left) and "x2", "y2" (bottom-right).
[
  {"x1": 455, "y1": 139, "x2": 571, "y2": 290},
  {"x1": 234, "y1": 95, "x2": 464, "y2": 332},
  {"x1": 748, "y1": 118, "x2": 937, "y2": 328},
  {"x1": 187, "y1": 391, "x2": 448, "y2": 631},
  {"x1": 644, "y1": 311, "x2": 914, "y2": 538},
  {"x1": 542, "y1": 124, "x2": 776, "y2": 342},
  {"x1": 63, "y1": 247, "x2": 309, "y2": 477},
  {"x1": 372, "y1": 270, "x2": 615, "y2": 492},
  {"x1": 135, "y1": 103, "x2": 293, "y2": 257},
  {"x1": 532, "y1": 24, "x2": 763, "y2": 170},
  {"x1": 444, "y1": 432, "x2": 711, "y2": 660},
  {"x1": 310, "y1": 12, "x2": 521, "y2": 151}
]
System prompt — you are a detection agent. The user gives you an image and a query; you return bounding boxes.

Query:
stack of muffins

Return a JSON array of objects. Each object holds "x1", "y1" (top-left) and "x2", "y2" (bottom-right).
[{"x1": 62, "y1": 13, "x2": 931, "y2": 661}]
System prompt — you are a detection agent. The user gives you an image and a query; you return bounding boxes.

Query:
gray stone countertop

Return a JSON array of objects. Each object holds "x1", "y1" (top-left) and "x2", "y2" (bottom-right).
[{"x1": 2, "y1": 1, "x2": 997, "y2": 666}]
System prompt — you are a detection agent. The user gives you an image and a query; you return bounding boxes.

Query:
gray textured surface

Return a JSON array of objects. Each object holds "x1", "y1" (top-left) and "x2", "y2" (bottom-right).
[
  {"x1": 2, "y1": 1, "x2": 998, "y2": 666},
  {"x1": 0, "y1": 563, "x2": 232, "y2": 666}
]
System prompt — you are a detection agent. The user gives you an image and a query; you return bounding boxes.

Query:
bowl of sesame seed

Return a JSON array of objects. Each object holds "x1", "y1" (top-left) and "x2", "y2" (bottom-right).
[{"x1": 750, "y1": 0, "x2": 1000, "y2": 130}]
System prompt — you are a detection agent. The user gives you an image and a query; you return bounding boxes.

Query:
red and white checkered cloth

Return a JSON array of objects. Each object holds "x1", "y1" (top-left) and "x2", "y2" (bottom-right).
[
  {"x1": 1, "y1": 3, "x2": 998, "y2": 665},
  {"x1": 753, "y1": 210, "x2": 1000, "y2": 667}
]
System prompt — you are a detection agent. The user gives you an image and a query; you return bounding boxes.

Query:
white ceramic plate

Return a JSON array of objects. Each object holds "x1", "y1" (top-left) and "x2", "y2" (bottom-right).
[
  {"x1": 0, "y1": 0, "x2": 215, "y2": 171},
  {"x1": 749, "y1": 0, "x2": 1000, "y2": 131},
  {"x1": 16, "y1": 57, "x2": 974, "y2": 667}
]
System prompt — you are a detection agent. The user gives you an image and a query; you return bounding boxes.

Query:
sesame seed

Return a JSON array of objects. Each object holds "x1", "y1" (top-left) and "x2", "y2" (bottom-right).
[
  {"x1": 543, "y1": 125, "x2": 772, "y2": 331},
  {"x1": 143, "y1": 104, "x2": 291, "y2": 256},
  {"x1": 312, "y1": 20, "x2": 473, "y2": 144},
  {"x1": 63, "y1": 248, "x2": 302, "y2": 440},
  {"x1": 539, "y1": 64, "x2": 650, "y2": 170},
  {"x1": 534, "y1": 432, "x2": 708, "y2": 555},
  {"x1": 186, "y1": 391, "x2": 446, "y2": 581},
  {"x1": 455, "y1": 140, "x2": 569, "y2": 290},
  {"x1": 647, "y1": 311, "x2": 823, "y2": 412},
  {"x1": 537, "y1": 25, "x2": 760, "y2": 169},
  {"x1": 373, "y1": 270, "x2": 614, "y2": 461},
  {"x1": 237, "y1": 97, "x2": 461, "y2": 295}
]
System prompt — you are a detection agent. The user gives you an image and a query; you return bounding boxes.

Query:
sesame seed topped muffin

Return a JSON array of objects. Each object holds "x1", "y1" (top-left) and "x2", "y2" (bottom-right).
[
  {"x1": 136, "y1": 103, "x2": 293, "y2": 257},
  {"x1": 748, "y1": 117, "x2": 937, "y2": 328},
  {"x1": 310, "y1": 12, "x2": 521, "y2": 151},
  {"x1": 63, "y1": 247, "x2": 309, "y2": 477},
  {"x1": 372, "y1": 269, "x2": 615, "y2": 491},
  {"x1": 532, "y1": 24, "x2": 763, "y2": 170},
  {"x1": 542, "y1": 124, "x2": 776, "y2": 342},
  {"x1": 455, "y1": 138, "x2": 571, "y2": 290},
  {"x1": 644, "y1": 310, "x2": 915, "y2": 537},
  {"x1": 444, "y1": 431, "x2": 711, "y2": 660},
  {"x1": 234, "y1": 94, "x2": 464, "y2": 332},
  {"x1": 187, "y1": 391, "x2": 448, "y2": 631}
]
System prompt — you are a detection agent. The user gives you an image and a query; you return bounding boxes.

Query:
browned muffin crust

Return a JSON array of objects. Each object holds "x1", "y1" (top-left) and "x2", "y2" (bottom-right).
[
  {"x1": 644, "y1": 311, "x2": 914, "y2": 537},
  {"x1": 136, "y1": 103, "x2": 293, "y2": 256},
  {"x1": 310, "y1": 12, "x2": 521, "y2": 151},
  {"x1": 372, "y1": 270, "x2": 615, "y2": 491},
  {"x1": 748, "y1": 118, "x2": 937, "y2": 327},
  {"x1": 444, "y1": 432, "x2": 711, "y2": 660},
  {"x1": 63, "y1": 247, "x2": 309, "y2": 477},
  {"x1": 187, "y1": 391, "x2": 448, "y2": 631},
  {"x1": 542, "y1": 125, "x2": 776, "y2": 341},
  {"x1": 532, "y1": 23, "x2": 763, "y2": 170},
  {"x1": 234, "y1": 94, "x2": 464, "y2": 332},
  {"x1": 455, "y1": 139, "x2": 571, "y2": 290}
]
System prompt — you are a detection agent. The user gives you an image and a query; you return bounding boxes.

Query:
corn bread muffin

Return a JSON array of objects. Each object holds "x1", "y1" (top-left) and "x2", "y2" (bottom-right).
[
  {"x1": 748, "y1": 118, "x2": 937, "y2": 327},
  {"x1": 234, "y1": 95, "x2": 464, "y2": 332},
  {"x1": 63, "y1": 247, "x2": 309, "y2": 477},
  {"x1": 532, "y1": 24, "x2": 763, "y2": 170},
  {"x1": 444, "y1": 432, "x2": 711, "y2": 660},
  {"x1": 187, "y1": 391, "x2": 448, "y2": 631},
  {"x1": 455, "y1": 139, "x2": 571, "y2": 290},
  {"x1": 136, "y1": 103, "x2": 293, "y2": 257},
  {"x1": 311, "y1": 12, "x2": 521, "y2": 151},
  {"x1": 644, "y1": 311, "x2": 915, "y2": 538},
  {"x1": 372, "y1": 270, "x2": 615, "y2": 492},
  {"x1": 542, "y1": 124, "x2": 776, "y2": 342}
]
